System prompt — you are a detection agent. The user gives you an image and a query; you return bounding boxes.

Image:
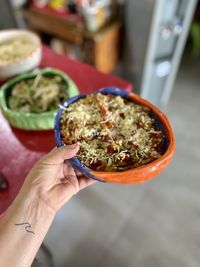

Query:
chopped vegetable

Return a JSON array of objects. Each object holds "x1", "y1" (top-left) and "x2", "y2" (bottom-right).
[{"x1": 8, "y1": 74, "x2": 68, "y2": 113}]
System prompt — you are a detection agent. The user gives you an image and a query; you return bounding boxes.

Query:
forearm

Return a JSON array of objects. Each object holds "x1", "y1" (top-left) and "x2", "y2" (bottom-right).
[
  {"x1": 0, "y1": 145, "x2": 92, "y2": 267},
  {"x1": 0, "y1": 189, "x2": 55, "y2": 267}
]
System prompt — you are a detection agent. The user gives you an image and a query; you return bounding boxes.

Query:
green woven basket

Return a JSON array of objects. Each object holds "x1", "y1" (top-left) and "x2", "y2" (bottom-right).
[{"x1": 0, "y1": 68, "x2": 79, "y2": 130}]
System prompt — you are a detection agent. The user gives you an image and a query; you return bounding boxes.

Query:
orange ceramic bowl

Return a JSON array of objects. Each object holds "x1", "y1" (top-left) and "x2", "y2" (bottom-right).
[{"x1": 55, "y1": 87, "x2": 176, "y2": 184}]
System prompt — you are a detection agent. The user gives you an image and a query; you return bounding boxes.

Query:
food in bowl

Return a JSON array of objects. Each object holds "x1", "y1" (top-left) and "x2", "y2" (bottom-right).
[
  {"x1": 60, "y1": 93, "x2": 165, "y2": 172},
  {"x1": 0, "y1": 30, "x2": 41, "y2": 79},
  {"x1": 0, "y1": 68, "x2": 79, "y2": 130},
  {"x1": 0, "y1": 39, "x2": 36, "y2": 66},
  {"x1": 8, "y1": 74, "x2": 67, "y2": 113}
]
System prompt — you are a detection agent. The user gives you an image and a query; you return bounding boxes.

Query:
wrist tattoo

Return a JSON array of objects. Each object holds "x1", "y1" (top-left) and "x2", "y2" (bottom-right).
[{"x1": 15, "y1": 222, "x2": 35, "y2": 235}]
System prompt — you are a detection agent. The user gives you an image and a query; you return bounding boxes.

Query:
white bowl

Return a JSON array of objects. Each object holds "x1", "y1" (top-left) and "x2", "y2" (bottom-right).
[{"x1": 0, "y1": 30, "x2": 42, "y2": 80}]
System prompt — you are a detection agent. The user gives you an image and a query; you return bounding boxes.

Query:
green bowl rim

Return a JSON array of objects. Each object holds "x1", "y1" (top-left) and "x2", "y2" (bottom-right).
[{"x1": 0, "y1": 67, "x2": 79, "y2": 118}]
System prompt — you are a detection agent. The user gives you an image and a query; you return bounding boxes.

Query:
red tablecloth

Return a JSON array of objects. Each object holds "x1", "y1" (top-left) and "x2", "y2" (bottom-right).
[{"x1": 0, "y1": 45, "x2": 132, "y2": 214}]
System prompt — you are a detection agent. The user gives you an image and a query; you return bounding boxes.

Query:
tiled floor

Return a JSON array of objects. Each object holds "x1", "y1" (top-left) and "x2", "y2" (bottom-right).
[{"x1": 44, "y1": 54, "x2": 200, "y2": 267}]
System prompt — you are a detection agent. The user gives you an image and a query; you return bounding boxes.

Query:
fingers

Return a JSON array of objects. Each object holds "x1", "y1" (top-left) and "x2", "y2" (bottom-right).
[
  {"x1": 63, "y1": 162, "x2": 77, "y2": 182},
  {"x1": 78, "y1": 175, "x2": 96, "y2": 190},
  {"x1": 74, "y1": 169, "x2": 83, "y2": 177},
  {"x1": 62, "y1": 163, "x2": 96, "y2": 192},
  {"x1": 74, "y1": 169, "x2": 96, "y2": 188},
  {"x1": 43, "y1": 144, "x2": 80, "y2": 164}
]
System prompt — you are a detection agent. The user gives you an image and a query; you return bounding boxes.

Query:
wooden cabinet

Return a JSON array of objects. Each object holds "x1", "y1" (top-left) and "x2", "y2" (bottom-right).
[{"x1": 21, "y1": 8, "x2": 121, "y2": 73}]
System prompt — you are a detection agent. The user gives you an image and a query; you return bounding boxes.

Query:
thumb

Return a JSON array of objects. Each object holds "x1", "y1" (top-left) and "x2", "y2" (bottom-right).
[{"x1": 43, "y1": 144, "x2": 80, "y2": 164}]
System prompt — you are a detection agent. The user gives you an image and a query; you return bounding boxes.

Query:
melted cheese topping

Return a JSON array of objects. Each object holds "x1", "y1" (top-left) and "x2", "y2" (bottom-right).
[{"x1": 60, "y1": 93, "x2": 165, "y2": 172}]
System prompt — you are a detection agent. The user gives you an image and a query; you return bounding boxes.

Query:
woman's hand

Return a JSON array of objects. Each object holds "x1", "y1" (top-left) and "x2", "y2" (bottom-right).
[
  {"x1": 0, "y1": 144, "x2": 95, "y2": 267},
  {"x1": 21, "y1": 144, "x2": 95, "y2": 214}
]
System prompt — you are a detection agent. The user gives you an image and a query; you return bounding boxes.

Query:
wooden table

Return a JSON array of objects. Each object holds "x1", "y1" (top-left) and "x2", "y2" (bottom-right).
[{"x1": 0, "y1": 45, "x2": 132, "y2": 215}]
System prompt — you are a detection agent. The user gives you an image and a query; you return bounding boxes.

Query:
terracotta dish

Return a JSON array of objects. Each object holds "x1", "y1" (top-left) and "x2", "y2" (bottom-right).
[{"x1": 54, "y1": 87, "x2": 176, "y2": 184}]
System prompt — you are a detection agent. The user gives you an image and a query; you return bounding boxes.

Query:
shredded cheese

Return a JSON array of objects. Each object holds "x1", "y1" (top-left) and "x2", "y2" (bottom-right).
[{"x1": 60, "y1": 93, "x2": 165, "y2": 172}]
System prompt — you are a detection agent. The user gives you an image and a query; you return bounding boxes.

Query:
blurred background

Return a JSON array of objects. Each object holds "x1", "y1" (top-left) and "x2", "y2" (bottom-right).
[
  {"x1": 1, "y1": 0, "x2": 200, "y2": 106},
  {"x1": 0, "y1": 0, "x2": 200, "y2": 267}
]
